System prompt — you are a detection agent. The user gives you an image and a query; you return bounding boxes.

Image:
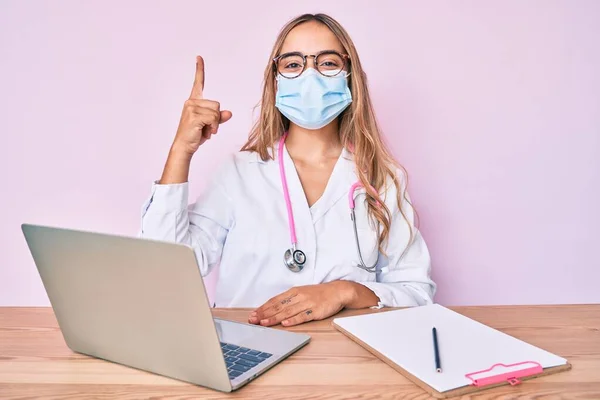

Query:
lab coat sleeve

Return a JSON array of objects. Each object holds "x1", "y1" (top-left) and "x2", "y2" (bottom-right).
[
  {"x1": 355, "y1": 182, "x2": 436, "y2": 308},
  {"x1": 139, "y1": 160, "x2": 234, "y2": 277}
]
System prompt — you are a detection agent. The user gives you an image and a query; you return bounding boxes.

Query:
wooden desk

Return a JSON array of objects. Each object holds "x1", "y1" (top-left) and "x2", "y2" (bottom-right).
[{"x1": 1, "y1": 305, "x2": 599, "y2": 399}]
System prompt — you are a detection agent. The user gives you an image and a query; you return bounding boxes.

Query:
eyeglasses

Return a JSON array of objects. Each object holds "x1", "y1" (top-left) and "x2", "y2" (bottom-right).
[{"x1": 273, "y1": 50, "x2": 350, "y2": 79}]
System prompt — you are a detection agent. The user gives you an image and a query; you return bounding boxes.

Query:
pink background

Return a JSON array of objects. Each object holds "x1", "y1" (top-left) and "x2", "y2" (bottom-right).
[{"x1": 1, "y1": 1, "x2": 599, "y2": 306}]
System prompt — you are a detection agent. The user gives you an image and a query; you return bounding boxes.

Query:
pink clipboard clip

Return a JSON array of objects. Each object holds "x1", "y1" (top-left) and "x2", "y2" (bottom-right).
[{"x1": 465, "y1": 361, "x2": 543, "y2": 387}]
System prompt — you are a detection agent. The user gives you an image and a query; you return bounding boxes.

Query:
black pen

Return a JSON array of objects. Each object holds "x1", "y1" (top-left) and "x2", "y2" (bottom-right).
[{"x1": 432, "y1": 327, "x2": 442, "y2": 373}]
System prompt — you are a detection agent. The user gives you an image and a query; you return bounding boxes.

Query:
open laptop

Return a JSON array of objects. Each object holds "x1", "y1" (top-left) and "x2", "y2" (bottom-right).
[{"x1": 21, "y1": 223, "x2": 310, "y2": 392}]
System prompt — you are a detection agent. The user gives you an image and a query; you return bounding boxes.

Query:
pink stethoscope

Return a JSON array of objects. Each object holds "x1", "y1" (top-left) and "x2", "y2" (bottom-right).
[{"x1": 279, "y1": 132, "x2": 378, "y2": 273}]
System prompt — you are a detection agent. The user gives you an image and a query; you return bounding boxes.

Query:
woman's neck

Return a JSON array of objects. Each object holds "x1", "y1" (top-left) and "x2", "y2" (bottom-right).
[{"x1": 285, "y1": 122, "x2": 342, "y2": 163}]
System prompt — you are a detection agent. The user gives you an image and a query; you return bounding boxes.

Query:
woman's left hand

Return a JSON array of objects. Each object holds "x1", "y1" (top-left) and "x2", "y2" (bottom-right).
[{"x1": 249, "y1": 281, "x2": 353, "y2": 327}]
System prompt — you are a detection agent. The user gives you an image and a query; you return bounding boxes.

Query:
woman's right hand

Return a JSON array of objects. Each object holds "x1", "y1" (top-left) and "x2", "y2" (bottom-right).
[
  {"x1": 159, "y1": 56, "x2": 232, "y2": 184},
  {"x1": 173, "y1": 56, "x2": 233, "y2": 156}
]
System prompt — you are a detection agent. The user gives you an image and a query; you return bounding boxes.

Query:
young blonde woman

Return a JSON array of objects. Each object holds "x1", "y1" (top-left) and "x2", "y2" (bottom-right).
[{"x1": 141, "y1": 13, "x2": 435, "y2": 327}]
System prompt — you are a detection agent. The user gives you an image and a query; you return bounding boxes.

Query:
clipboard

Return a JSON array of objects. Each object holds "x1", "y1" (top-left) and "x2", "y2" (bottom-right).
[{"x1": 332, "y1": 304, "x2": 571, "y2": 398}]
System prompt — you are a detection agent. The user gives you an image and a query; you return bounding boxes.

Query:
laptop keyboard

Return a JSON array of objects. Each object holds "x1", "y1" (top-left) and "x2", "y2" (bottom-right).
[{"x1": 220, "y1": 342, "x2": 273, "y2": 380}]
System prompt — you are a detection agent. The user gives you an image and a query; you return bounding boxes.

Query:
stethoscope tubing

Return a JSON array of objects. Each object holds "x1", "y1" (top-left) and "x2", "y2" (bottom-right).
[{"x1": 279, "y1": 132, "x2": 378, "y2": 273}]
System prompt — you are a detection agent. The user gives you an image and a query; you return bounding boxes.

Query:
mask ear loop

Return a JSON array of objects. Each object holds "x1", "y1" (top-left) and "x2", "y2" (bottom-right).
[
  {"x1": 334, "y1": 69, "x2": 351, "y2": 79},
  {"x1": 343, "y1": 53, "x2": 352, "y2": 78}
]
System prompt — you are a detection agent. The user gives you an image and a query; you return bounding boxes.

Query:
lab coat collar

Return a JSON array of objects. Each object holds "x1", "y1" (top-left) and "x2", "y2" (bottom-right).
[{"x1": 245, "y1": 146, "x2": 275, "y2": 164}]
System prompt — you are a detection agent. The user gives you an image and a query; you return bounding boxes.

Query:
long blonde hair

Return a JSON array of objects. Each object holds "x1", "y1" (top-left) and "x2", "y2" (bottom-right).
[{"x1": 241, "y1": 13, "x2": 415, "y2": 254}]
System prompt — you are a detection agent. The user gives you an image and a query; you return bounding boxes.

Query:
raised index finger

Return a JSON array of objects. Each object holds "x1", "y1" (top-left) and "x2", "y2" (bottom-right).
[{"x1": 190, "y1": 55, "x2": 204, "y2": 99}]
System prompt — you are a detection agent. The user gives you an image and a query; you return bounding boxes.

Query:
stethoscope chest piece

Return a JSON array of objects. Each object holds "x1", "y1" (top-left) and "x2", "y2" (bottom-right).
[{"x1": 284, "y1": 248, "x2": 306, "y2": 272}]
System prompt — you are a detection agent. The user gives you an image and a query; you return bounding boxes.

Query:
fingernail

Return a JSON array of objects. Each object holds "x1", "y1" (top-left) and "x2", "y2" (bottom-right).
[
  {"x1": 260, "y1": 319, "x2": 268, "y2": 325},
  {"x1": 250, "y1": 312, "x2": 257, "y2": 317},
  {"x1": 282, "y1": 320, "x2": 289, "y2": 326}
]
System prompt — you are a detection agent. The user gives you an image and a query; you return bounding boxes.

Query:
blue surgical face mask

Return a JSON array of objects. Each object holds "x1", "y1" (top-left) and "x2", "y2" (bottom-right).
[{"x1": 275, "y1": 68, "x2": 352, "y2": 130}]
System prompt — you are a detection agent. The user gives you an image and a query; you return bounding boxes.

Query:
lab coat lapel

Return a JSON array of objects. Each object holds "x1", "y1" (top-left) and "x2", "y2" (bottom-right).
[{"x1": 311, "y1": 148, "x2": 358, "y2": 224}]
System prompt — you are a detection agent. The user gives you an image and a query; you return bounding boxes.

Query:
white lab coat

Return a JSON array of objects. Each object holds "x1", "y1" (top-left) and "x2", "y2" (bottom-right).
[{"x1": 140, "y1": 145, "x2": 436, "y2": 308}]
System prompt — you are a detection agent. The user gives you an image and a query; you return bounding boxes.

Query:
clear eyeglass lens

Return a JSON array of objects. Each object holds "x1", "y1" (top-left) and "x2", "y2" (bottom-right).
[
  {"x1": 315, "y1": 52, "x2": 344, "y2": 76},
  {"x1": 277, "y1": 54, "x2": 304, "y2": 78}
]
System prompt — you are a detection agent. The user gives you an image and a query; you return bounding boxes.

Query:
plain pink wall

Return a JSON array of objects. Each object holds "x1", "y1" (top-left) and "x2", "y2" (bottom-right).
[{"x1": 1, "y1": 1, "x2": 599, "y2": 306}]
